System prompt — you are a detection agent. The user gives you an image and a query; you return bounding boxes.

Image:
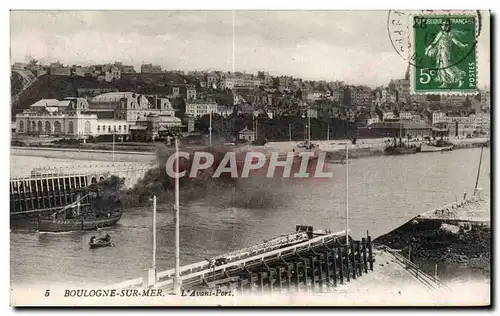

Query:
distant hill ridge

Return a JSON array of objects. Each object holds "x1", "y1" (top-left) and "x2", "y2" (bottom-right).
[{"x1": 10, "y1": 72, "x2": 193, "y2": 118}]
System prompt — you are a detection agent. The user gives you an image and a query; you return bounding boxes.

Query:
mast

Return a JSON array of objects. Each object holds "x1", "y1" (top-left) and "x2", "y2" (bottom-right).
[
  {"x1": 345, "y1": 143, "x2": 349, "y2": 246},
  {"x1": 255, "y1": 116, "x2": 258, "y2": 140},
  {"x1": 209, "y1": 110, "x2": 212, "y2": 146},
  {"x1": 152, "y1": 195, "x2": 157, "y2": 273},
  {"x1": 474, "y1": 144, "x2": 484, "y2": 193},
  {"x1": 174, "y1": 138, "x2": 181, "y2": 294},
  {"x1": 308, "y1": 110, "x2": 311, "y2": 143}
]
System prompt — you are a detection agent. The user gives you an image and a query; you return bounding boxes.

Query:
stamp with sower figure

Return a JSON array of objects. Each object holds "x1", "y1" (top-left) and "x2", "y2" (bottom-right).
[
  {"x1": 413, "y1": 15, "x2": 478, "y2": 93},
  {"x1": 387, "y1": 10, "x2": 481, "y2": 95}
]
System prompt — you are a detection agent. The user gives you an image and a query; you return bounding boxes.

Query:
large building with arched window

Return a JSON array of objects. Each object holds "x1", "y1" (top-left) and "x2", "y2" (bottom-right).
[
  {"x1": 15, "y1": 97, "x2": 128, "y2": 138},
  {"x1": 15, "y1": 92, "x2": 182, "y2": 139}
]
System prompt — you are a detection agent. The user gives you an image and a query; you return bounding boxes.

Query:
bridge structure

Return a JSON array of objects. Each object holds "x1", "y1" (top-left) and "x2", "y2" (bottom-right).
[
  {"x1": 10, "y1": 162, "x2": 156, "y2": 217},
  {"x1": 30, "y1": 162, "x2": 157, "y2": 188},
  {"x1": 109, "y1": 229, "x2": 378, "y2": 294}
]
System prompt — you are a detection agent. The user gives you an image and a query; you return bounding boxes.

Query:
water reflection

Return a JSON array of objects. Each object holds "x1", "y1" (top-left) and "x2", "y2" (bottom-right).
[{"x1": 11, "y1": 148, "x2": 490, "y2": 287}]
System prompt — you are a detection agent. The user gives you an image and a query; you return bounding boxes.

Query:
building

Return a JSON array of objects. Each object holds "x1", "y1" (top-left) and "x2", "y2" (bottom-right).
[
  {"x1": 77, "y1": 88, "x2": 119, "y2": 98},
  {"x1": 15, "y1": 97, "x2": 128, "y2": 138},
  {"x1": 410, "y1": 94, "x2": 428, "y2": 103},
  {"x1": 121, "y1": 65, "x2": 136, "y2": 73},
  {"x1": 238, "y1": 126, "x2": 255, "y2": 142},
  {"x1": 186, "y1": 85, "x2": 197, "y2": 100},
  {"x1": 306, "y1": 109, "x2": 318, "y2": 119},
  {"x1": 304, "y1": 92, "x2": 323, "y2": 102},
  {"x1": 480, "y1": 91, "x2": 490, "y2": 110},
  {"x1": 331, "y1": 87, "x2": 344, "y2": 103},
  {"x1": 443, "y1": 95, "x2": 467, "y2": 107},
  {"x1": 141, "y1": 63, "x2": 162, "y2": 73},
  {"x1": 352, "y1": 86, "x2": 373, "y2": 106},
  {"x1": 278, "y1": 76, "x2": 293, "y2": 91},
  {"x1": 257, "y1": 71, "x2": 273, "y2": 86},
  {"x1": 383, "y1": 111, "x2": 396, "y2": 121},
  {"x1": 50, "y1": 66, "x2": 71, "y2": 76},
  {"x1": 206, "y1": 72, "x2": 218, "y2": 88},
  {"x1": 74, "y1": 67, "x2": 92, "y2": 77},
  {"x1": 393, "y1": 79, "x2": 410, "y2": 103},
  {"x1": 432, "y1": 111, "x2": 485, "y2": 136},
  {"x1": 185, "y1": 100, "x2": 218, "y2": 118},
  {"x1": 366, "y1": 116, "x2": 380, "y2": 126},
  {"x1": 12, "y1": 62, "x2": 28, "y2": 70},
  {"x1": 362, "y1": 121, "x2": 432, "y2": 138},
  {"x1": 15, "y1": 92, "x2": 181, "y2": 139},
  {"x1": 217, "y1": 105, "x2": 233, "y2": 117},
  {"x1": 104, "y1": 66, "x2": 121, "y2": 82},
  {"x1": 220, "y1": 77, "x2": 235, "y2": 90}
]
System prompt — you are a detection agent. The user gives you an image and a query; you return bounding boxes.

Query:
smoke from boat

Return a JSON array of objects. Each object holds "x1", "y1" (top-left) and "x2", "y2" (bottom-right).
[{"x1": 124, "y1": 143, "x2": 291, "y2": 209}]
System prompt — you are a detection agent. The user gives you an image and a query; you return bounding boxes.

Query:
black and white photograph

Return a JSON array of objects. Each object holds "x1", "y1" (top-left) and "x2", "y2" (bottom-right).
[{"x1": 8, "y1": 9, "x2": 491, "y2": 306}]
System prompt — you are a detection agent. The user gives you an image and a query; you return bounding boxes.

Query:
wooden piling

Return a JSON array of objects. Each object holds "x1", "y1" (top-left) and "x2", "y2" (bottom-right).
[
  {"x1": 277, "y1": 267, "x2": 283, "y2": 293},
  {"x1": 317, "y1": 255, "x2": 323, "y2": 290},
  {"x1": 268, "y1": 270, "x2": 274, "y2": 293},
  {"x1": 367, "y1": 235, "x2": 373, "y2": 271},
  {"x1": 302, "y1": 259, "x2": 308, "y2": 288},
  {"x1": 259, "y1": 272, "x2": 264, "y2": 293},
  {"x1": 362, "y1": 238, "x2": 368, "y2": 273},
  {"x1": 338, "y1": 247, "x2": 344, "y2": 284},
  {"x1": 350, "y1": 243, "x2": 356, "y2": 279},
  {"x1": 345, "y1": 245, "x2": 350, "y2": 282},
  {"x1": 287, "y1": 265, "x2": 292, "y2": 290},
  {"x1": 332, "y1": 248, "x2": 338, "y2": 287},
  {"x1": 238, "y1": 278, "x2": 244, "y2": 295},
  {"x1": 356, "y1": 240, "x2": 362, "y2": 276},
  {"x1": 309, "y1": 257, "x2": 315, "y2": 291},
  {"x1": 324, "y1": 250, "x2": 330, "y2": 286},
  {"x1": 246, "y1": 270, "x2": 253, "y2": 294},
  {"x1": 294, "y1": 262, "x2": 300, "y2": 292}
]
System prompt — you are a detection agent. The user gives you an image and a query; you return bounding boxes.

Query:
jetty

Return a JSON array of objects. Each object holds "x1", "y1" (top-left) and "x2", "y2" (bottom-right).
[{"x1": 108, "y1": 226, "x2": 446, "y2": 294}]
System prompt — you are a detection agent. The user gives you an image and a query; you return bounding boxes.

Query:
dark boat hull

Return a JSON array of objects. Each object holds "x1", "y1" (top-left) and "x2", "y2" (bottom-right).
[
  {"x1": 384, "y1": 147, "x2": 419, "y2": 155},
  {"x1": 38, "y1": 213, "x2": 122, "y2": 233},
  {"x1": 89, "y1": 241, "x2": 112, "y2": 248}
]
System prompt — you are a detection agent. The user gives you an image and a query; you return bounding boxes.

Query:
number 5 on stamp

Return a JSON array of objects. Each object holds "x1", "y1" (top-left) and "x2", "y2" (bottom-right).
[{"x1": 412, "y1": 14, "x2": 478, "y2": 94}]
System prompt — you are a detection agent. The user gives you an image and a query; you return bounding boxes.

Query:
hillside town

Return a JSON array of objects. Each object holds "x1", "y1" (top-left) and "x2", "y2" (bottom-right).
[{"x1": 11, "y1": 60, "x2": 491, "y2": 143}]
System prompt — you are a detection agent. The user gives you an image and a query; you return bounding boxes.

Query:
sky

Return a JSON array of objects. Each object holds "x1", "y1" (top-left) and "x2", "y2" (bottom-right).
[{"x1": 10, "y1": 10, "x2": 490, "y2": 88}]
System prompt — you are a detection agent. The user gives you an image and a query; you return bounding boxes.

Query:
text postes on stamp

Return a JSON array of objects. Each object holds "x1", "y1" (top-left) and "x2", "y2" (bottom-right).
[{"x1": 412, "y1": 15, "x2": 478, "y2": 94}]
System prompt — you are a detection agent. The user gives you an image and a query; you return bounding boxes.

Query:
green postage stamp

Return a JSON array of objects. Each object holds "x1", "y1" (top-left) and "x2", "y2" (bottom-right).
[{"x1": 412, "y1": 14, "x2": 478, "y2": 94}]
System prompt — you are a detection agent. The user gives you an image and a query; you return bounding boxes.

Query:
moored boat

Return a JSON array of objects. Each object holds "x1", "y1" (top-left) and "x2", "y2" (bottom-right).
[
  {"x1": 420, "y1": 145, "x2": 454, "y2": 152},
  {"x1": 420, "y1": 138, "x2": 454, "y2": 152},
  {"x1": 39, "y1": 211, "x2": 122, "y2": 233},
  {"x1": 384, "y1": 139, "x2": 420, "y2": 155},
  {"x1": 37, "y1": 187, "x2": 123, "y2": 233}
]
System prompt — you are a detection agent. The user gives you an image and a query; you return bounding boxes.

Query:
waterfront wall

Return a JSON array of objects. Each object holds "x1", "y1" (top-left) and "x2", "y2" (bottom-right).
[
  {"x1": 11, "y1": 137, "x2": 488, "y2": 163},
  {"x1": 11, "y1": 147, "x2": 157, "y2": 163}
]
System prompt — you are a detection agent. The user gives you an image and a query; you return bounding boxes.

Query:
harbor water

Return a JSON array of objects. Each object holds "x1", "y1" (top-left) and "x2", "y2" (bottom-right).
[{"x1": 10, "y1": 148, "x2": 490, "y2": 287}]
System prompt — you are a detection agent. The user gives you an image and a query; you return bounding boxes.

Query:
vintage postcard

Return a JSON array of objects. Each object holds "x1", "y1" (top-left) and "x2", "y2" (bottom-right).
[{"x1": 9, "y1": 10, "x2": 491, "y2": 306}]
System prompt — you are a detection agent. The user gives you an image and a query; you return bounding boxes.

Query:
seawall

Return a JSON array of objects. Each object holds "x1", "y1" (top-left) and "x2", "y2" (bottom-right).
[
  {"x1": 11, "y1": 137, "x2": 488, "y2": 163},
  {"x1": 11, "y1": 146, "x2": 157, "y2": 163}
]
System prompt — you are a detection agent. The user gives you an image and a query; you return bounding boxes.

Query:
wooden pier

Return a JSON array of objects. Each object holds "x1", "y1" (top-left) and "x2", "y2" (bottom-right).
[
  {"x1": 110, "y1": 228, "x2": 375, "y2": 293},
  {"x1": 10, "y1": 173, "x2": 89, "y2": 217}
]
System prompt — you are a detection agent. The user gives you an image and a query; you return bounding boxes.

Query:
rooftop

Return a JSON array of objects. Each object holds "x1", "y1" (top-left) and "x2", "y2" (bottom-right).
[{"x1": 369, "y1": 121, "x2": 431, "y2": 130}]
